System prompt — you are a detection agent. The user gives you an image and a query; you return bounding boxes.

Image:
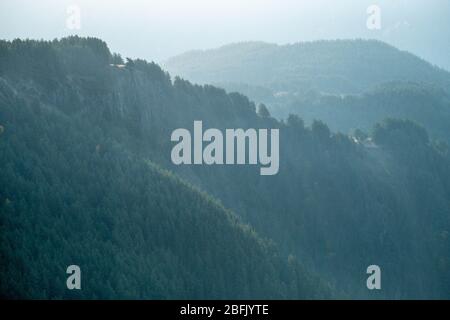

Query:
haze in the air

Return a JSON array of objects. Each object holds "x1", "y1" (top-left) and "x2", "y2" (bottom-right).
[{"x1": 0, "y1": 0, "x2": 449, "y2": 69}]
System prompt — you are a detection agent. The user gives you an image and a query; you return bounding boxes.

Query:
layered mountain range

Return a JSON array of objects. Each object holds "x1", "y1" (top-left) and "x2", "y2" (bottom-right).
[{"x1": 0, "y1": 37, "x2": 449, "y2": 299}]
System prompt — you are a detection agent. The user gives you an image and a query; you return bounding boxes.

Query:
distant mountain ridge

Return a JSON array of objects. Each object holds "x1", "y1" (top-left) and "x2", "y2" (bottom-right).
[
  {"x1": 164, "y1": 40, "x2": 450, "y2": 96},
  {"x1": 164, "y1": 40, "x2": 450, "y2": 142}
]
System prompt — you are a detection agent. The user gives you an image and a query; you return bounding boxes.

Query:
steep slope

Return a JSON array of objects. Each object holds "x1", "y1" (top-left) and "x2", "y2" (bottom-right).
[{"x1": 0, "y1": 39, "x2": 328, "y2": 299}]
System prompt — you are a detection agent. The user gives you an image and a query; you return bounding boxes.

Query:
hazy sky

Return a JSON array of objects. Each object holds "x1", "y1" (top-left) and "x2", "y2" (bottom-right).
[{"x1": 1, "y1": 0, "x2": 449, "y2": 70}]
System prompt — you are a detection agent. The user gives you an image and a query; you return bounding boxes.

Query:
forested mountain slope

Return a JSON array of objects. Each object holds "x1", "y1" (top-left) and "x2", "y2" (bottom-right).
[
  {"x1": 1, "y1": 37, "x2": 449, "y2": 299},
  {"x1": 0, "y1": 38, "x2": 328, "y2": 299}
]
